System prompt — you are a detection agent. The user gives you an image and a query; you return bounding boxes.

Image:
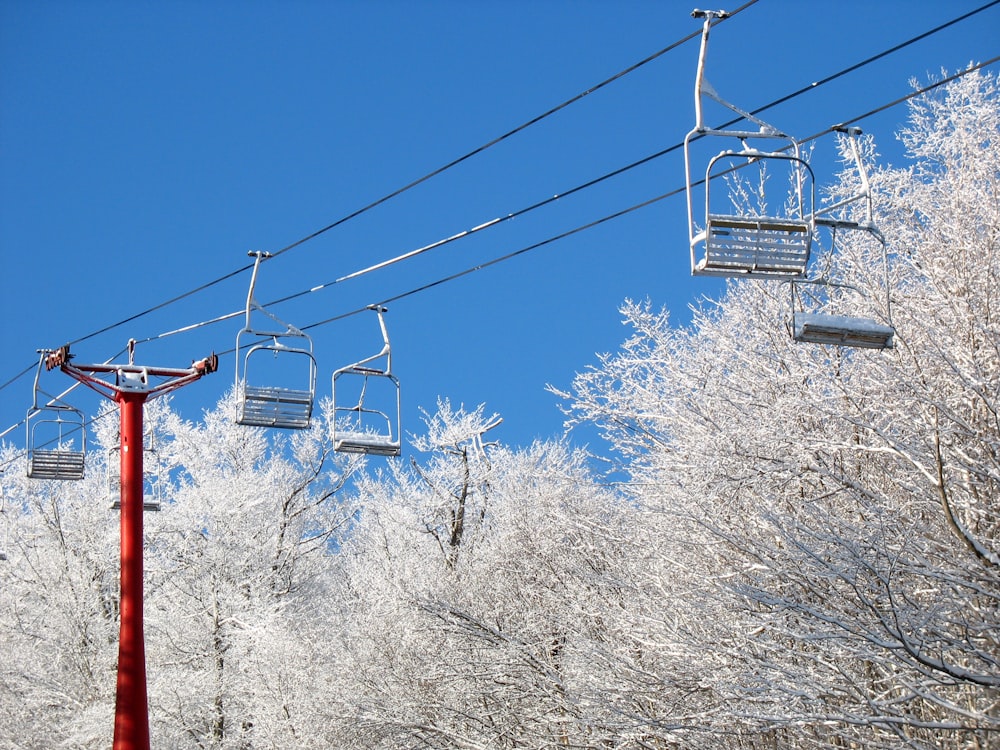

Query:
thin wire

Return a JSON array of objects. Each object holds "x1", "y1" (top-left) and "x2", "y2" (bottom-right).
[
  {"x1": 741, "y1": 0, "x2": 1000, "y2": 122},
  {"x1": 264, "y1": 1, "x2": 759, "y2": 261},
  {"x1": 301, "y1": 192, "x2": 675, "y2": 333},
  {"x1": 825, "y1": 54, "x2": 1000, "y2": 134},
  {"x1": 0, "y1": 12, "x2": 737, "y2": 398},
  {"x1": 0, "y1": 363, "x2": 35, "y2": 396},
  {"x1": 1, "y1": 1, "x2": 994, "y2": 410},
  {"x1": 2, "y1": 54, "x2": 998, "y2": 466},
  {"x1": 0, "y1": 0, "x2": 981, "y2": 395}
]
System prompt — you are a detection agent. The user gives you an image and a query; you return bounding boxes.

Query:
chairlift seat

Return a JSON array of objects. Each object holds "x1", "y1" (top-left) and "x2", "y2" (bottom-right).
[
  {"x1": 694, "y1": 215, "x2": 812, "y2": 278},
  {"x1": 334, "y1": 432, "x2": 401, "y2": 457},
  {"x1": 111, "y1": 497, "x2": 161, "y2": 512},
  {"x1": 238, "y1": 385, "x2": 313, "y2": 429},
  {"x1": 27, "y1": 449, "x2": 86, "y2": 480},
  {"x1": 793, "y1": 312, "x2": 894, "y2": 350}
]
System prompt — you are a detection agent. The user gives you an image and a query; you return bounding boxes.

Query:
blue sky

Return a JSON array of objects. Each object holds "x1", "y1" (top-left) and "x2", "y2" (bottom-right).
[{"x1": 1, "y1": 0, "x2": 998, "y2": 458}]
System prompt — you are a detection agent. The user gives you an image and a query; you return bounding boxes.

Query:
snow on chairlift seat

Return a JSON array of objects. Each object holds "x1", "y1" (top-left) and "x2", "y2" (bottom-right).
[
  {"x1": 695, "y1": 214, "x2": 812, "y2": 277},
  {"x1": 331, "y1": 306, "x2": 401, "y2": 457},
  {"x1": 793, "y1": 312, "x2": 895, "y2": 350},
  {"x1": 790, "y1": 128, "x2": 895, "y2": 351},
  {"x1": 334, "y1": 430, "x2": 401, "y2": 457}
]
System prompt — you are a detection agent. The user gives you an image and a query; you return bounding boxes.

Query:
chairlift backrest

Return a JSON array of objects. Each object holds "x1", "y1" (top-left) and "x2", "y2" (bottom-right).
[
  {"x1": 684, "y1": 9, "x2": 815, "y2": 279},
  {"x1": 332, "y1": 306, "x2": 401, "y2": 457},
  {"x1": 235, "y1": 252, "x2": 318, "y2": 429},
  {"x1": 26, "y1": 351, "x2": 86, "y2": 480}
]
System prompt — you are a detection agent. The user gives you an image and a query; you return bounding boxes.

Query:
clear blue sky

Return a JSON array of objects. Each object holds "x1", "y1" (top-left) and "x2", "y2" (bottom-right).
[{"x1": 2, "y1": 0, "x2": 997, "y2": 456}]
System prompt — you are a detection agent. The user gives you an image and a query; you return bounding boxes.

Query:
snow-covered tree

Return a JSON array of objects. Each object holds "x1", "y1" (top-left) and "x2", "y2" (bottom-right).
[
  {"x1": 0, "y1": 394, "x2": 357, "y2": 749},
  {"x1": 557, "y1": 69, "x2": 1000, "y2": 748}
]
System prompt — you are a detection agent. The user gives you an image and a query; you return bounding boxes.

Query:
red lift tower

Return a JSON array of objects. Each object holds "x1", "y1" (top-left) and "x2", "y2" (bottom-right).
[{"x1": 45, "y1": 342, "x2": 217, "y2": 750}]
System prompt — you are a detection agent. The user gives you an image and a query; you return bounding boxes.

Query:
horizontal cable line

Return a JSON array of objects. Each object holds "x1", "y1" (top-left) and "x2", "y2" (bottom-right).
[
  {"x1": 2, "y1": 52, "x2": 997, "y2": 466},
  {"x1": 0, "y1": 0, "x2": 979, "y2": 396},
  {"x1": 131, "y1": 53, "x2": 1000, "y2": 350},
  {"x1": 0, "y1": 17, "x2": 725, "y2": 400},
  {"x1": 2, "y1": 14, "x2": 996, "y2": 459},
  {"x1": 303, "y1": 192, "x2": 675, "y2": 333},
  {"x1": 741, "y1": 0, "x2": 1000, "y2": 122}
]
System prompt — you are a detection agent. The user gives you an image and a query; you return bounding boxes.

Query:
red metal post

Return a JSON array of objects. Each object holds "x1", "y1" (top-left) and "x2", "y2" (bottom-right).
[
  {"x1": 113, "y1": 391, "x2": 150, "y2": 750},
  {"x1": 45, "y1": 345, "x2": 217, "y2": 749}
]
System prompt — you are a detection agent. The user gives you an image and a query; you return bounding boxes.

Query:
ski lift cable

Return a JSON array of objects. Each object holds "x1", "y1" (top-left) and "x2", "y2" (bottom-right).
[
  {"x1": 738, "y1": 0, "x2": 1000, "y2": 124},
  {"x1": 0, "y1": 14, "x2": 993, "y2": 429},
  {"x1": 301, "y1": 191, "x2": 676, "y2": 334},
  {"x1": 1, "y1": 55, "x2": 996, "y2": 463},
  {"x1": 0, "y1": 0, "x2": 984, "y2": 397},
  {"x1": 130, "y1": 51, "x2": 1000, "y2": 351},
  {"x1": 0, "y1": 10, "x2": 757, "y2": 400},
  {"x1": 18, "y1": 50, "x2": 1000, "y2": 390}
]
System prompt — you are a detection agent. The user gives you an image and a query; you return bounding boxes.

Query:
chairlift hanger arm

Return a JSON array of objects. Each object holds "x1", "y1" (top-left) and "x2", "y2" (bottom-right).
[
  {"x1": 31, "y1": 348, "x2": 75, "y2": 412},
  {"x1": 812, "y1": 126, "x2": 878, "y2": 231},
  {"x1": 341, "y1": 306, "x2": 393, "y2": 374},
  {"x1": 690, "y1": 7, "x2": 787, "y2": 139},
  {"x1": 240, "y1": 250, "x2": 310, "y2": 339}
]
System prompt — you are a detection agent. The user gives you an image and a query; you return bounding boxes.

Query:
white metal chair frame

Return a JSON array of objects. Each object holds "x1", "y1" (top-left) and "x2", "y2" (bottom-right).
[
  {"x1": 790, "y1": 127, "x2": 895, "y2": 350},
  {"x1": 332, "y1": 306, "x2": 401, "y2": 457},
  {"x1": 235, "y1": 252, "x2": 318, "y2": 429},
  {"x1": 108, "y1": 438, "x2": 163, "y2": 512},
  {"x1": 684, "y1": 9, "x2": 815, "y2": 279},
  {"x1": 26, "y1": 350, "x2": 86, "y2": 480}
]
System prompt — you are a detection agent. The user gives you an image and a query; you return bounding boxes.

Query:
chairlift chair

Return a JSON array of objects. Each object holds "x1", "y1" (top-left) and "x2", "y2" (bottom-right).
[
  {"x1": 332, "y1": 306, "x2": 401, "y2": 457},
  {"x1": 26, "y1": 350, "x2": 86, "y2": 480},
  {"x1": 108, "y1": 442, "x2": 163, "y2": 512},
  {"x1": 235, "y1": 252, "x2": 318, "y2": 429},
  {"x1": 684, "y1": 9, "x2": 815, "y2": 279},
  {"x1": 790, "y1": 127, "x2": 895, "y2": 350}
]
